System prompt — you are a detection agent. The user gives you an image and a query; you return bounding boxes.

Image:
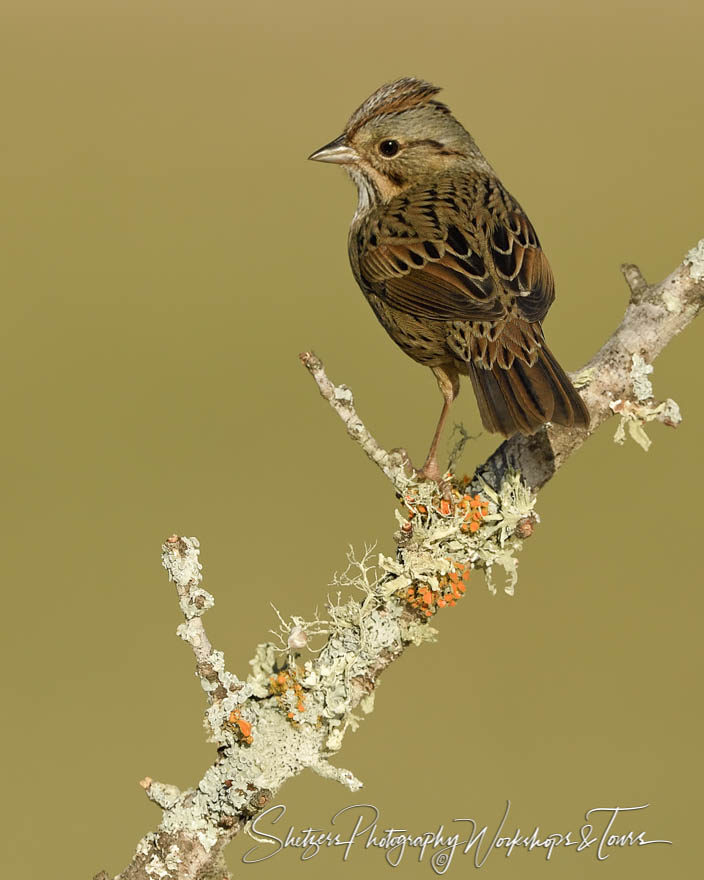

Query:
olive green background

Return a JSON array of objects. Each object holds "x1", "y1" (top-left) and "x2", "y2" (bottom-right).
[{"x1": 2, "y1": 1, "x2": 702, "y2": 877}]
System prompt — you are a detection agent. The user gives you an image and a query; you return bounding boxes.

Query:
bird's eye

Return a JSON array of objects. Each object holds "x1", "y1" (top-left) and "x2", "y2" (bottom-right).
[{"x1": 378, "y1": 139, "x2": 400, "y2": 157}]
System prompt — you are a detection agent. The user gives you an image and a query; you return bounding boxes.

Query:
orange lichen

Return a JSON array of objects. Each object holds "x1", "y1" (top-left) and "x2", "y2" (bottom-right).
[
  {"x1": 269, "y1": 667, "x2": 308, "y2": 725},
  {"x1": 459, "y1": 493, "x2": 489, "y2": 534},
  {"x1": 400, "y1": 487, "x2": 490, "y2": 539},
  {"x1": 228, "y1": 709, "x2": 254, "y2": 745},
  {"x1": 404, "y1": 560, "x2": 470, "y2": 617}
]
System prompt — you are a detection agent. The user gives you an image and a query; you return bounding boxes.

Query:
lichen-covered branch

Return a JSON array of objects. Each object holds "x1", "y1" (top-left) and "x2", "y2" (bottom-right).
[
  {"x1": 477, "y1": 246, "x2": 703, "y2": 492},
  {"x1": 299, "y1": 351, "x2": 410, "y2": 483},
  {"x1": 96, "y1": 242, "x2": 703, "y2": 880}
]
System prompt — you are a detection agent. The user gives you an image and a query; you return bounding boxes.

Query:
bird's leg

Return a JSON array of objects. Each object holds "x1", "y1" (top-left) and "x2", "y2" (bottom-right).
[
  {"x1": 418, "y1": 365, "x2": 460, "y2": 483},
  {"x1": 417, "y1": 403, "x2": 450, "y2": 483}
]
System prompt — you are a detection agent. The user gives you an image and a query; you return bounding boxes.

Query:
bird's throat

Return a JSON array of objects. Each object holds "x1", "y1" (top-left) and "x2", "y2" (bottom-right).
[
  {"x1": 347, "y1": 164, "x2": 405, "y2": 220},
  {"x1": 347, "y1": 166, "x2": 378, "y2": 221}
]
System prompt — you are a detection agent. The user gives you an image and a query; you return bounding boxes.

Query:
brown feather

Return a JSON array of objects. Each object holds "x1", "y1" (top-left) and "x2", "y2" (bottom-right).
[{"x1": 468, "y1": 337, "x2": 589, "y2": 437}]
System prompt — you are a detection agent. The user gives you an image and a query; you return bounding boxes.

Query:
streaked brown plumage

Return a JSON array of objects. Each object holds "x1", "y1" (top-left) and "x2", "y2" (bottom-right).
[{"x1": 310, "y1": 77, "x2": 589, "y2": 480}]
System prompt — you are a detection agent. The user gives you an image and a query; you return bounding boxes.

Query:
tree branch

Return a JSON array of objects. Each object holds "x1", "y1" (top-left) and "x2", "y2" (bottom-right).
[
  {"x1": 96, "y1": 241, "x2": 703, "y2": 880},
  {"x1": 477, "y1": 249, "x2": 702, "y2": 491}
]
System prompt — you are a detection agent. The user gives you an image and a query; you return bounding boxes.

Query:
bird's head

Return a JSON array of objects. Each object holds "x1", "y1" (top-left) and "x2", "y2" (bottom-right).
[{"x1": 309, "y1": 77, "x2": 491, "y2": 211}]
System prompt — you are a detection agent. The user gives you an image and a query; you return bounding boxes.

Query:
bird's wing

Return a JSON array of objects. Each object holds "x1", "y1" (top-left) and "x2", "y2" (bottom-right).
[
  {"x1": 357, "y1": 180, "x2": 554, "y2": 324},
  {"x1": 488, "y1": 208, "x2": 555, "y2": 323}
]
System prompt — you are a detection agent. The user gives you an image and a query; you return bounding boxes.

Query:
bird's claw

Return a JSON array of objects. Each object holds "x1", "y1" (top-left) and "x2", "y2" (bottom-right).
[{"x1": 389, "y1": 450, "x2": 452, "y2": 499}]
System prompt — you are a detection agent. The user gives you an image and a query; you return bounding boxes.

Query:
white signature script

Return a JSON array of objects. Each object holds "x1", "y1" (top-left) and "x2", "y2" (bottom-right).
[{"x1": 242, "y1": 802, "x2": 671, "y2": 872}]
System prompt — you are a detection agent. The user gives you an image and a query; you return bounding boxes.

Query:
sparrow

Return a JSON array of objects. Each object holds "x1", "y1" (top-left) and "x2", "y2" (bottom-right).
[{"x1": 309, "y1": 77, "x2": 589, "y2": 481}]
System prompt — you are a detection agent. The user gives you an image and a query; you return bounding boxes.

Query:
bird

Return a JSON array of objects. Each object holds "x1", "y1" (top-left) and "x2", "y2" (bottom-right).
[{"x1": 309, "y1": 77, "x2": 590, "y2": 482}]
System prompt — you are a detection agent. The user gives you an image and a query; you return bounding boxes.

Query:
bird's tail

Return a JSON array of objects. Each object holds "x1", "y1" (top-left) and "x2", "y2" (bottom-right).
[{"x1": 467, "y1": 343, "x2": 590, "y2": 437}]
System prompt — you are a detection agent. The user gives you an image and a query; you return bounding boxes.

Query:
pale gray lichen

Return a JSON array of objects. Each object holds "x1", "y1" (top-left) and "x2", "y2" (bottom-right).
[
  {"x1": 136, "y1": 833, "x2": 159, "y2": 858},
  {"x1": 157, "y1": 793, "x2": 220, "y2": 851},
  {"x1": 162, "y1": 537, "x2": 202, "y2": 586},
  {"x1": 333, "y1": 384, "x2": 354, "y2": 403},
  {"x1": 175, "y1": 620, "x2": 209, "y2": 658},
  {"x1": 611, "y1": 398, "x2": 682, "y2": 450},
  {"x1": 383, "y1": 470, "x2": 537, "y2": 598},
  {"x1": 196, "y1": 825, "x2": 219, "y2": 853},
  {"x1": 474, "y1": 473, "x2": 539, "y2": 595},
  {"x1": 685, "y1": 239, "x2": 704, "y2": 281},
  {"x1": 164, "y1": 846, "x2": 182, "y2": 872},
  {"x1": 662, "y1": 288, "x2": 680, "y2": 312},
  {"x1": 245, "y1": 581, "x2": 406, "y2": 765},
  {"x1": 145, "y1": 855, "x2": 169, "y2": 879},
  {"x1": 630, "y1": 354, "x2": 654, "y2": 401},
  {"x1": 162, "y1": 537, "x2": 214, "y2": 620},
  {"x1": 133, "y1": 833, "x2": 182, "y2": 878},
  {"x1": 311, "y1": 760, "x2": 362, "y2": 790},
  {"x1": 571, "y1": 365, "x2": 596, "y2": 390},
  {"x1": 248, "y1": 643, "x2": 277, "y2": 698},
  {"x1": 153, "y1": 570, "x2": 404, "y2": 843},
  {"x1": 146, "y1": 781, "x2": 182, "y2": 811},
  {"x1": 204, "y1": 681, "x2": 254, "y2": 744},
  {"x1": 610, "y1": 355, "x2": 682, "y2": 451}
]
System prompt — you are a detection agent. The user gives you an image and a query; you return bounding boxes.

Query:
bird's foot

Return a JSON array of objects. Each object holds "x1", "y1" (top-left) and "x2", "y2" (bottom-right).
[
  {"x1": 416, "y1": 458, "x2": 442, "y2": 484},
  {"x1": 390, "y1": 448, "x2": 452, "y2": 497},
  {"x1": 415, "y1": 456, "x2": 453, "y2": 499},
  {"x1": 391, "y1": 447, "x2": 442, "y2": 482}
]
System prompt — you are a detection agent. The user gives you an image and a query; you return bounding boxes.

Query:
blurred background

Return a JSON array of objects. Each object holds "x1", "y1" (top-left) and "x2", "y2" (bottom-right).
[{"x1": 1, "y1": 1, "x2": 702, "y2": 877}]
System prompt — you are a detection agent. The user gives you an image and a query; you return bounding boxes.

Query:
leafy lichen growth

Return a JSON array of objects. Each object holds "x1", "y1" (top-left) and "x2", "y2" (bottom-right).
[
  {"x1": 611, "y1": 354, "x2": 682, "y2": 451},
  {"x1": 630, "y1": 353, "x2": 654, "y2": 402},
  {"x1": 149, "y1": 476, "x2": 540, "y2": 853},
  {"x1": 246, "y1": 568, "x2": 406, "y2": 760},
  {"x1": 384, "y1": 471, "x2": 537, "y2": 598}
]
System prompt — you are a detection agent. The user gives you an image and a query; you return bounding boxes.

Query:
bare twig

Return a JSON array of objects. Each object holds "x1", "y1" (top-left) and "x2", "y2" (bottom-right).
[
  {"x1": 97, "y1": 241, "x2": 703, "y2": 880},
  {"x1": 299, "y1": 351, "x2": 410, "y2": 482}
]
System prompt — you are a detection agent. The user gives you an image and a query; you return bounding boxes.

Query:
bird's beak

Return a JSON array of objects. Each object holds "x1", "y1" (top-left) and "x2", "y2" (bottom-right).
[{"x1": 308, "y1": 134, "x2": 359, "y2": 165}]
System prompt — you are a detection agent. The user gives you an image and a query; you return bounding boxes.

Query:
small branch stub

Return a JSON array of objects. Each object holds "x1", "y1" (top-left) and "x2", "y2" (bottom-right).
[{"x1": 621, "y1": 262, "x2": 650, "y2": 301}]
